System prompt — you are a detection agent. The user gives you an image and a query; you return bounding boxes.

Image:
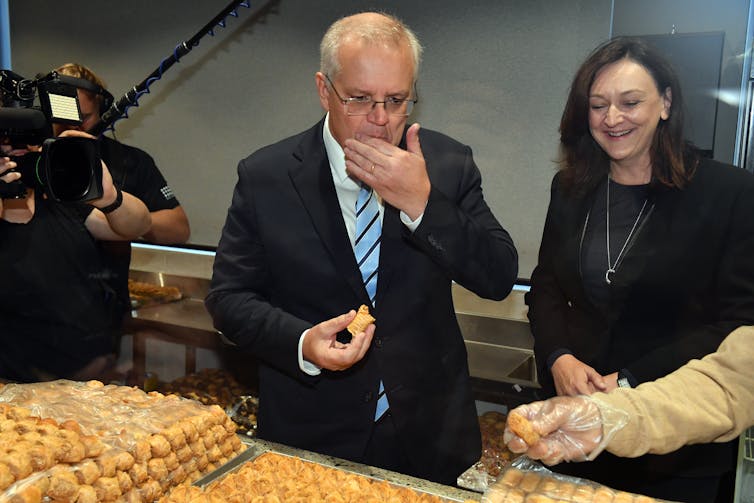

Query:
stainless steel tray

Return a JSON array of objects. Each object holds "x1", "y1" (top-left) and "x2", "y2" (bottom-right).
[{"x1": 194, "y1": 436, "x2": 479, "y2": 502}]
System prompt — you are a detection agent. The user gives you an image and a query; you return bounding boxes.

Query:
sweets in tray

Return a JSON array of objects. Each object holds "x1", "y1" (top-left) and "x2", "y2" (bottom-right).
[
  {"x1": 480, "y1": 458, "x2": 675, "y2": 503},
  {"x1": 158, "y1": 368, "x2": 259, "y2": 437},
  {"x1": 458, "y1": 411, "x2": 520, "y2": 492},
  {"x1": 0, "y1": 380, "x2": 245, "y2": 503},
  {"x1": 160, "y1": 444, "x2": 479, "y2": 503},
  {"x1": 128, "y1": 279, "x2": 183, "y2": 309}
]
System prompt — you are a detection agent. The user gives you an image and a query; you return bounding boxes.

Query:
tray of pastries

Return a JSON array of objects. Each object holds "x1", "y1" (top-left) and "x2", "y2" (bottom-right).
[
  {"x1": 158, "y1": 369, "x2": 259, "y2": 437},
  {"x1": 129, "y1": 279, "x2": 183, "y2": 309},
  {"x1": 0, "y1": 380, "x2": 246, "y2": 503},
  {"x1": 480, "y1": 458, "x2": 677, "y2": 503},
  {"x1": 157, "y1": 437, "x2": 481, "y2": 503}
]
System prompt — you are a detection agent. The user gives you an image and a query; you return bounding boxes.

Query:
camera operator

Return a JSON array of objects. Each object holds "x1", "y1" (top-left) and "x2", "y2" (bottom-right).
[
  {"x1": 52, "y1": 63, "x2": 190, "y2": 336},
  {"x1": 0, "y1": 129, "x2": 151, "y2": 382}
]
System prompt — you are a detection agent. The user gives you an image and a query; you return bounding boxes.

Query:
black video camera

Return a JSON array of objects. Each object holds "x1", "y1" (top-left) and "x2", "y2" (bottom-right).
[{"x1": 0, "y1": 69, "x2": 103, "y2": 202}]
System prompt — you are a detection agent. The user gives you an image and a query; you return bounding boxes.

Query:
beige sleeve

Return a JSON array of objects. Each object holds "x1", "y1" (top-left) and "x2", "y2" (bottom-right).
[{"x1": 592, "y1": 325, "x2": 754, "y2": 457}]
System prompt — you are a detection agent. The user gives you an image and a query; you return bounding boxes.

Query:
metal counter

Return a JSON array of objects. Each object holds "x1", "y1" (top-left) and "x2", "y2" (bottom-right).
[{"x1": 128, "y1": 244, "x2": 536, "y2": 388}]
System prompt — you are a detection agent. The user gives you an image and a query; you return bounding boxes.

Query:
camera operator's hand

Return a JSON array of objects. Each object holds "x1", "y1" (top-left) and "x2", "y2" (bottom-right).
[
  {"x1": 56, "y1": 130, "x2": 152, "y2": 240},
  {"x1": 1, "y1": 155, "x2": 25, "y2": 220},
  {"x1": 0, "y1": 156, "x2": 22, "y2": 183}
]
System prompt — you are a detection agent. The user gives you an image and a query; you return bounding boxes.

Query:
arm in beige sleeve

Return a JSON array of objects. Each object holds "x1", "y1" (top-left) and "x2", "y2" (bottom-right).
[{"x1": 594, "y1": 325, "x2": 754, "y2": 457}]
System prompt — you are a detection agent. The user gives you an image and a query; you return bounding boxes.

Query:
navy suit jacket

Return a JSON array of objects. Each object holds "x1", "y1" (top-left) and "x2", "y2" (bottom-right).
[{"x1": 206, "y1": 118, "x2": 518, "y2": 484}]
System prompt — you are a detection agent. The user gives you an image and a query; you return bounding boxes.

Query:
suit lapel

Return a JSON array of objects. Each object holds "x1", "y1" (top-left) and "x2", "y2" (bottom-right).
[{"x1": 289, "y1": 122, "x2": 370, "y2": 304}]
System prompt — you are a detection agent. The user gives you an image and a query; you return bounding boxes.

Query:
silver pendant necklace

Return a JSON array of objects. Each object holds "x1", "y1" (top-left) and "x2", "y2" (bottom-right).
[{"x1": 605, "y1": 174, "x2": 648, "y2": 285}]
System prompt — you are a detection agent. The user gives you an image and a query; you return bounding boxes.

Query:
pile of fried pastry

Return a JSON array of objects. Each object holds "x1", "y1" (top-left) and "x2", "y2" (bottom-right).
[
  {"x1": 0, "y1": 380, "x2": 245, "y2": 503},
  {"x1": 483, "y1": 467, "x2": 662, "y2": 503},
  {"x1": 159, "y1": 452, "x2": 471, "y2": 503}
]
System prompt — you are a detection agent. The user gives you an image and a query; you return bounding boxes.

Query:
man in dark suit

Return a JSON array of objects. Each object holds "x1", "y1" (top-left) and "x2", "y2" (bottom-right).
[{"x1": 205, "y1": 11, "x2": 518, "y2": 485}]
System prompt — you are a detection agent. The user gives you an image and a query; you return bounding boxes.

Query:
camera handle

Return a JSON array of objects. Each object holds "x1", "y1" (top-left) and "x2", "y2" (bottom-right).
[{"x1": 88, "y1": 0, "x2": 279, "y2": 136}]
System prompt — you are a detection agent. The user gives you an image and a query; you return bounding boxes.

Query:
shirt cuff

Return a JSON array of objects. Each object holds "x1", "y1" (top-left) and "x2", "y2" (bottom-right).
[
  {"x1": 298, "y1": 329, "x2": 321, "y2": 376},
  {"x1": 399, "y1": 210, "x2": 423, "y2": 232}
]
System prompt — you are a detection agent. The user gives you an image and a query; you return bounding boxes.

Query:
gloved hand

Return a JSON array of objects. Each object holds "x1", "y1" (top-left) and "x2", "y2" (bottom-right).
[{"x1": 503, "y1": 395, "x2": 628, "y2": 465}]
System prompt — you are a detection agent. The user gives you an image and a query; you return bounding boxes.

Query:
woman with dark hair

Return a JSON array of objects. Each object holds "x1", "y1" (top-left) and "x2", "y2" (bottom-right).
[{"x1": 526, "y1": 36, "x2": 754, "y2": 501}]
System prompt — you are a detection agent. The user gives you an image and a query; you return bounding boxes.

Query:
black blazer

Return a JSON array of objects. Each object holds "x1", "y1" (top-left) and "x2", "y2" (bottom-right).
[
  {"x1": 527, "y1": 157, "x2": 754, "y2": 481},
  {"x1": 206, "y1": 118, "x2": 518, "y2": 484}
]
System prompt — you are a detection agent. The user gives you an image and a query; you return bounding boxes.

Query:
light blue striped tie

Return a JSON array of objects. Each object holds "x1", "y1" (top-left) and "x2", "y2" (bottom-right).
[{"x1": 354, "y1": 186, "x2": 389, "y2": 421}]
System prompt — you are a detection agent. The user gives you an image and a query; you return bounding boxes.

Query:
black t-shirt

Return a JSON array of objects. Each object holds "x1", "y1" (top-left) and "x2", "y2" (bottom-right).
[
  {"x1": 0, "y1": 193, "x2": 115, "y2": 380},
  {"x1": 98, "y1": 136, "x2": 181, "y2": 320},
  {"x1": 582, "y1": 178, "x2": 650, "y2": 310}
]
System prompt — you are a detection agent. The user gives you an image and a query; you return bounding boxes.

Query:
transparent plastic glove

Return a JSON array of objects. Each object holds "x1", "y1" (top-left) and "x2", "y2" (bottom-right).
[{"x1": 503, "y1": 395, "x2": 629, "y2": 465}]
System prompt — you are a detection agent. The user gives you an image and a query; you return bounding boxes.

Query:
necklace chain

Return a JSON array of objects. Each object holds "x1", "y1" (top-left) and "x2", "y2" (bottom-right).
[{"x1": 606, "y1": 174, "x2": 648, "y2": 285}]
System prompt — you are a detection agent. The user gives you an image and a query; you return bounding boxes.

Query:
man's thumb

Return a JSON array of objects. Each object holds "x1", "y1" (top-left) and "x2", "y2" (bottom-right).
[{"x1": 406, "y1": 122, "x2": 423, "y2": 155}]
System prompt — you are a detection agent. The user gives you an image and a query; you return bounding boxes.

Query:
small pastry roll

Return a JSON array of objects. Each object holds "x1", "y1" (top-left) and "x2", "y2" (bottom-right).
[
  {"x1": 168, "y1": 464, "x2": 187, "y2": 486},
  {"x1": 179, "y1": 420, "x2": 199, "y2": 443},
  {"x1": 593, "y1": 487, "x2": 616, "y2": 503},
  {"x1": 48, "y1": 467, "x2": 81, "y2": 500},
  {"x1": 75, "y1": 484, "x2": 98, "y2": 503},
  {"x1": 116, "y1": 470, "x2": 133, "y2": 493},
  {"x1": 114, "y1": 451, "x2": 135, "y2": 472},
  {"x1": 1, "y1": 450, "x2": 34, "y2": 480},
  {"x1": 507, "y1": 412, "x2": 540, "y2": 447},
  {"x1": 519, "y1": 472, "x2": 542, "y2": 493},
  {"x1": 147, "y1": 457, "x2": 169, "y2": 481},
  {"x1": 60, "y1": 440, "x2": 86, "y2": 464},
  {"x1": 571, "y1": 484, "x2": 595, "y2": 503},
  {"x1": 219, "y1": 437, "x2": 235, "y2": 456},
  {"x1": 206, "y1": 445, "x2": 223, "y2": 463},
  {"x1": 175, "y1": 445, "x2": 193, "y2": 463},
  {"x1": 164, "y1": 451, "x2": 179, "y2": 471},
  {"x1": 27, "y1": 442, "x2": 54, "y2": 472},
  {"x1": 537, "y1": 477, "x2": 559, "y2": 496},
  {"x1": 613, "y1": 491, "x2": 634, "y2": 503},
  {"x1": 211, "y1": 424, "x2": 227, "y2": 445},
  {"x1": 94, "y1": 476, "x2": 122, "y2": 501},
  {"x1": 8, "y1": 483, "x2": 42, "y2": 503},
  {"x1": 149, "y1": 434, "x2": 172, "y2": 458},
  {"x1": 74, "y1": 460, "x2": 102, "y2": 485},
  {"x1": 128, "y1": 462, "x2": 149, "y2": 485},
  {"x1": 81, "y1": 435, "x2": 105, "y2": 458},
  {"x1": 131, "y1": 439, "x2": 151, "y2": 463},
  {"x1": 347, "y1": 305, "x2": 376, "y2": 336},
  {"x1": 163, "y1": 425, "x2": 187, "y2": 450},
  {"x1": 501, "y1": 488, "x2": 526, "y2": 503},
  {"x1": 95, "y1": 450, "x2": 119, "y2": 478},
  {"x1": 121, "y1": 488, "x2": 143, "y2": 503},
  {"x1": 0, "y1": 463, "x2": 16, "y2": 490},
  {"x1": 139, "y1": 479, "x2": 162, "y2": 502},
  {"x1": 553, "y1": 481, "x2": 576, "y2": 499},
  {"x1": 195, "y1": 454, "x2": 209, "y2": 471}
]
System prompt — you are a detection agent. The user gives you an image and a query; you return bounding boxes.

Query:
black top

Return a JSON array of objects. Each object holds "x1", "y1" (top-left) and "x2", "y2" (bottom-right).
[
  {"x1": 98, "y1": 136, "x2": 181, "y2": 321},
  {"x1": 0, "y1": 194, "x2": 114, "y2": 381},
  {"x1": 527, "y1": 157, "x2": 754, "y2": 493},
  {"x1": 582, "y1": 178, "x2": 650, "y2": 310}
]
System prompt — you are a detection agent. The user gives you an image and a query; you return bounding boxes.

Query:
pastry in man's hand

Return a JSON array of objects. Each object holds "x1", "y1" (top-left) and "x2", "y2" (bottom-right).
[
  {"x1": 507, "y1": 411, "x2": 541, "y2": 447},
  {"x1": 347, "y1": 305, "x2": 376, "y2": 336}
]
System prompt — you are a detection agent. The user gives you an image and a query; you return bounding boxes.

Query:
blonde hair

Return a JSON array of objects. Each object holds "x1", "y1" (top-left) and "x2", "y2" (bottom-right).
[{"x1": 319, "y1": 12, "x2": 423, "y2": 80}]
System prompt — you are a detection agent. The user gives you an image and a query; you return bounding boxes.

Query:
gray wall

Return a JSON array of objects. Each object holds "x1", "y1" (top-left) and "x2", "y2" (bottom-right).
[
  {"x1": 612, "y1": 0, "x2": 750, "y2": 165},
  {"x1": 7, "y1": 0, "x2": 749, "y2": 278}
]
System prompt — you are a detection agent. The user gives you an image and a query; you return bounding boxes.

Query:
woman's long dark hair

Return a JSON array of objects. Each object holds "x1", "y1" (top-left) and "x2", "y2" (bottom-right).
[{"x1": 558, "y1": 37, "x2": 698, "y2": 197}]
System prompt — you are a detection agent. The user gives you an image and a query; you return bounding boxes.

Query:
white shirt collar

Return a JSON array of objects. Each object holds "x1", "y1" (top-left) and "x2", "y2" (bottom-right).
[{"x1": 323, "y1": 113, "x2": 359, "y2": 191}]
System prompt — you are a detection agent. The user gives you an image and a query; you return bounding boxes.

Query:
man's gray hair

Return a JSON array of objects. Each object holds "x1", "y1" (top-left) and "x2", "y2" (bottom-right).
[{"x1": 319, "y1": 12, "x2": 423, "y2": 80}]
